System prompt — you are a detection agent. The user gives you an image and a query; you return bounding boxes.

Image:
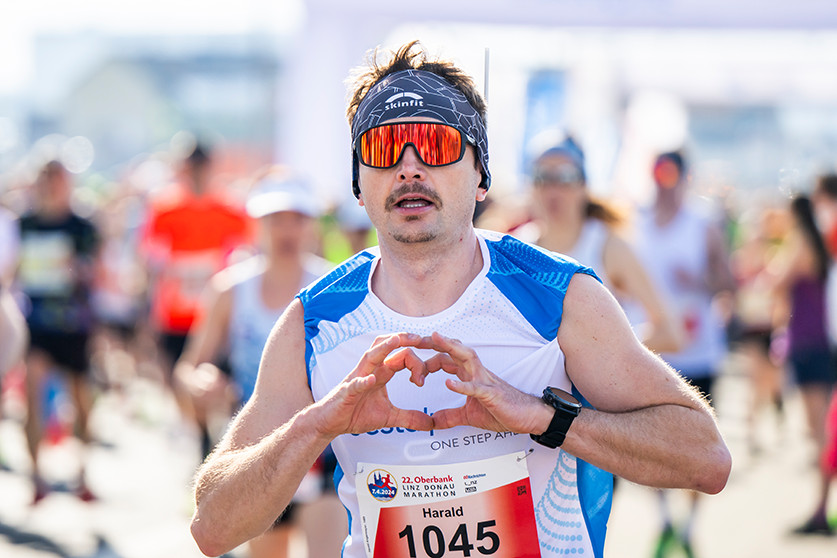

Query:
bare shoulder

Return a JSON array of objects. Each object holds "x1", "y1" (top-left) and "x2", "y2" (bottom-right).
[
  {"x1": 255, "y1": 298, "x2": 309, "y2": 402},
  {"x1": 558, "y1": 272, "x2": 700, "y2": 413}
]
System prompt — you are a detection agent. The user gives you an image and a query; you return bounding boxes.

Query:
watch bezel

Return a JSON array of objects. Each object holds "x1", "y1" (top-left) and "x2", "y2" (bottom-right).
[
  {"x1": 530, "y1": 386, "x2": 582, "y2": 449},
  {"x1": 542, "y1": 387, "x2": 582, "y2": 414}
]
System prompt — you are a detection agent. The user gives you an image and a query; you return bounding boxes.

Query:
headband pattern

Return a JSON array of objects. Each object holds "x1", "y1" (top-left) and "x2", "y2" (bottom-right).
[{"x1": 351, "y1": 69, "x2": 490, "y2": 189}]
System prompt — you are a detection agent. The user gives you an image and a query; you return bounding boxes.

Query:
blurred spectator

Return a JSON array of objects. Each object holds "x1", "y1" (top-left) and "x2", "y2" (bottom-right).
[
  {"x1": 813, "y1": 174, "x2": 837, "y2": 345},
  {"x1": 174, "y1": 167, "x2": 344, "y2": 557},
  {"x1": 518, "y1": 134, "x2": 683, "y2": 354},
  {"x1": 89, "y1": 184, "x2": 148, "y2": 390},
  {"x1": 140, "y1": 140, "x2": 253, "y2": 440},
  {"x1": 785, "y1": 185, "x2": 837, "y2": 536},
  {"x1": 727, "y1": 205, "x2": 788, "y2": 454},
  {"x1": 798, "y1": 174, "x2": 837, "y2": 536},
  {"x1": 631, "y1": 150, "x2": 736, "y2": 557},
  {"x1": 17, "y1": 159, "x2": 100, "y2": 504},
  {"x1": 770, "y1": 195, "x2": 834, "y2": 457}
]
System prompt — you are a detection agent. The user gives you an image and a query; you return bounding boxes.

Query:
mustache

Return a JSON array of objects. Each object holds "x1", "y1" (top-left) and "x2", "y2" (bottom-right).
[{"x1": 385, "y1": 182, "x2": 443, "y2": 211}]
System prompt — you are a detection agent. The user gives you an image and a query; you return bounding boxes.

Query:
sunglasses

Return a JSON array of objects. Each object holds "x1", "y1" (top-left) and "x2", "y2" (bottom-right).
[
  {"x1": 533, "y1": 166, "x2": 584, "y2": 186},
  {"x1": 355, "y1": 121, "x2": 473, "y2": 169}
]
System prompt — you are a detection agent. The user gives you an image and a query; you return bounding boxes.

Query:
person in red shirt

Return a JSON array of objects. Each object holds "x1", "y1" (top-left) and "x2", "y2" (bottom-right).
[{"x1": 141, "y1": 142, "x2": 253, "y2": 451}]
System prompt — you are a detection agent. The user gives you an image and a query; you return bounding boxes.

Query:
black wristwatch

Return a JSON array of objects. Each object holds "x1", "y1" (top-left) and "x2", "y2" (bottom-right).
[{"x1": 530, "y1": 387, "x2": 582, "y2": 448}]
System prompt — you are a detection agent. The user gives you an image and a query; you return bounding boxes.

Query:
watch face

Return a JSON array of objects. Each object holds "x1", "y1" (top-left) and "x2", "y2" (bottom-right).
[{"x1": 547, "y1": 387, "x2": 581, "y2": 409}]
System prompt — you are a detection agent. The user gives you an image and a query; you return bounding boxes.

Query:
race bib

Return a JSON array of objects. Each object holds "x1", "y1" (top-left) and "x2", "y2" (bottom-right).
[{"x1": 355, "y1": 452, "x2": 540, "y2": 558}]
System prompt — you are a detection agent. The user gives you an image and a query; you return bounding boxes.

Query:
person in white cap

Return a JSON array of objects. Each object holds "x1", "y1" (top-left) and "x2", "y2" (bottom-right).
[{"x1": 175, "y1": 166, "x2": 343, "y2": 558}]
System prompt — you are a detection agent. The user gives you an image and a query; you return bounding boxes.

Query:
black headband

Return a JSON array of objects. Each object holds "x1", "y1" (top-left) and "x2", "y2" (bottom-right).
[{"x1": 351, "y1": 69, "x2": 490, "y2": 197}]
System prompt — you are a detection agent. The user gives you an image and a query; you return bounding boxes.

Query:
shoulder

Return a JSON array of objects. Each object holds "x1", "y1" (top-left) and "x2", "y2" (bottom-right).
[
  {"x1": 70, "y1": 212, "x2": 97, "y2": 231},
  {"x1": 298, "y1": 248, "x2": 377, "y2": 315},
  {"x1": 213, "y1": 255, "x2": 265, "y2": 293},
  {"x1": 478, "y1": 230, "x2": 600, "y2": 340},
  {"x1": 479, "y1": 229, "x2": 597, "y2": 286}
]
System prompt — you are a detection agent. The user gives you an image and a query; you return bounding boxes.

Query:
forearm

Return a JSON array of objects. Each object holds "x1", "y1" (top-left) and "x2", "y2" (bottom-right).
[
  {"x1": 191, "y1": 405, "x2": 332, "y2": 556},
  {"x1": 561, "y1": 403, "x2": 730, "y2": 494}
]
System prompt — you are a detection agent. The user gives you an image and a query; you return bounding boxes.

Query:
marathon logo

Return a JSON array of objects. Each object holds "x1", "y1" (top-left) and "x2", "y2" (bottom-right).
[
  {"x1": 367, "y1": 469, "x2": 398, "y2": 502},
  {"x1": 384, "y1": 92, "x2": 424, "y2": 112}
]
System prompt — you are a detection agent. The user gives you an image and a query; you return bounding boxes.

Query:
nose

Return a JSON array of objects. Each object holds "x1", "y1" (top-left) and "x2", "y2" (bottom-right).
[{"x1": 396, "y1": 144, "x2": 426, "y2": 182}]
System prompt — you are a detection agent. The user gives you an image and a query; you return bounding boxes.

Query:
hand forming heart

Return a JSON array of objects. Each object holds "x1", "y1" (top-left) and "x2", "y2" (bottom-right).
[{"x1": 321, "y1": 331, "x2": 544, "y2": 438}]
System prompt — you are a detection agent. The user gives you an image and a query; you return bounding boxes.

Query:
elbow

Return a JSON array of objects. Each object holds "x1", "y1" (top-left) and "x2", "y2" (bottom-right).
[
  {"x1": 694, "y1": 442, "x2": 732, "y2": 495},
  {"x1": 191, "y1": 515, "x2": 232, "y2": 558}
]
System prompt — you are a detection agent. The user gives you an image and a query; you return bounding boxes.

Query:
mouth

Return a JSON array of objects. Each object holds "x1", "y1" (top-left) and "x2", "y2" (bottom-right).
[
  {"x1": 394, "y1": 196, "x2": 434, "y2": 209},
  {"x1": 386, "y1": 183, "x2": 442, "y2": 212}
]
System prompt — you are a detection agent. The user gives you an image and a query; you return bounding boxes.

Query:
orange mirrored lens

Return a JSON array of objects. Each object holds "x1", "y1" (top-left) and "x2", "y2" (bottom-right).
[{"x1": 358, "y1": 122, "x2": 464, "y2": 168}]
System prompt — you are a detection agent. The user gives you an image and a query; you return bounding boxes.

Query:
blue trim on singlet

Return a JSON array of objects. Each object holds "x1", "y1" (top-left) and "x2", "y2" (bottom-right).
[
  {"x1": 483, "y1": 234, "x2": 597, "y2": 340},
  {"x1": 485, "y1": 234, "x2": 612, "y2": 558},
  {"x1": 297, "y1": 250, "x2": 376, "y2": 384},
  {"x1": 572, "y1": 387, "x2": 613, "y2": 558},
  {"x1": 332, "y1": 463, "x2": 351, "y2": 558}
]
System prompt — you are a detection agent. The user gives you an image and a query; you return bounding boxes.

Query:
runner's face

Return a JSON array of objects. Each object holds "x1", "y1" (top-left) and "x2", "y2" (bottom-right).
[
  {"x1": 35, "y1": 167, "x2": 72, "y2": 214},
  {"x1": 530, "y1": 154, "x2": 586, "y2": 221},
  {"x1": 357, "y1": 118, "x2": 484, "y2": 246},
  {"x1": 260, "y1": 211, "x2": 314, "y2": 257}
]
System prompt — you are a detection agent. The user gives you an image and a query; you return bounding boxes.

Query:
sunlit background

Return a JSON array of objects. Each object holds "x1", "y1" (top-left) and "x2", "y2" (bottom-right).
[{"x1": 2, "y1": 0, "x2": 837, "y2": 208}]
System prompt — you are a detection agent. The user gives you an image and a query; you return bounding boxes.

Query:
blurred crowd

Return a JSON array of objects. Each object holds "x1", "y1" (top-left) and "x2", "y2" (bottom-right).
[{"x1": 0, "y1": 128, "x2": 836, "y2": 558}]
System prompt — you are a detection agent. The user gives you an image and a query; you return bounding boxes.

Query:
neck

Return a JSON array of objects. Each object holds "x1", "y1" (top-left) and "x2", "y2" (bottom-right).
[
  {"x1": 654, "y1": 193, "x2": 681, "y2": 226},
  {"x1": 38, "y1": 205, "x2": 70, "y2": 221},
  {"x1": 373, "y1": 228, "x2": 483, "y2": 317},
  {"x1": 536, "y1": 211, "x2": 584, "y2": 254}
]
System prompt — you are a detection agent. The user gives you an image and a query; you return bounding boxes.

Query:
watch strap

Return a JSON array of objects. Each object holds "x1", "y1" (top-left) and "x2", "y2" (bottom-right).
[{"x1": 530, "y1": 405, "x2": 576, "y2": 448}]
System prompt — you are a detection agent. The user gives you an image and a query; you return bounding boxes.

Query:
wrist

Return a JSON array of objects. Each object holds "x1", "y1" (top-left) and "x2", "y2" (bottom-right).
[{"x1": 530, "y1": 387, "x2": 582, "y2": 449}]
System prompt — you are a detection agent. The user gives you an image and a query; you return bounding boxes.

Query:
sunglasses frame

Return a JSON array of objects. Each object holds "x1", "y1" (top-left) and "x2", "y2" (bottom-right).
[
  {"x1": 354, "y1": 120, "x2": 474, "y2": 170},
  {"x1": 533, "y1": 167, "x2": 585, "y2": 187}
]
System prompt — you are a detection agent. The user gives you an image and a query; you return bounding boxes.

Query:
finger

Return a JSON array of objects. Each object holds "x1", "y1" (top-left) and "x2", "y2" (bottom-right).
[
  {"x1": 390, "y1": 408, "x2": 435, "y2": 432},
  {"x1": 383, "y1": 348, "x2": 430, "y2": 386},
  {"x1": 382, "y1": 347, "x2": 420, "y2": 370},
  {"x1": 356, "y1": 333, "x2": 423, "y2": 376},
  {"x1": 430, "y1": 407, "x2": 467, "y2": 430},
  {"x1": 424, "y1": 353, "x2": 460, "y2": 375},
  {"x1": 413, "y1": 335, "x2": 437, "y2": 350},
  {"x1": 429, "y1": 332, "x2": 479, "y2": 365},
  {"x1": 341, "y1": 374, "x2": 378, "y2": 400}
]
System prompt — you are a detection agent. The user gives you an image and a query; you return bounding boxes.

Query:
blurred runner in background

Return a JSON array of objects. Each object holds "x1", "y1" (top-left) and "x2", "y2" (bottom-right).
[
  {"x1": 17, "y1": 160, "x2": 101, "y2": 504},
  {"x1": 175, "y1": 167, "x2": 345, "y2": 557},
  {"x1": 140, "y1": 141, "x2": 253, "y2": 447}
]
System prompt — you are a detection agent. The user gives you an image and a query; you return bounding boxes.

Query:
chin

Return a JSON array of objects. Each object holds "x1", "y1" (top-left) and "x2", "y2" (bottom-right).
[{"x1": 392, "y1": 231, "x2": 436, "y2": 244}]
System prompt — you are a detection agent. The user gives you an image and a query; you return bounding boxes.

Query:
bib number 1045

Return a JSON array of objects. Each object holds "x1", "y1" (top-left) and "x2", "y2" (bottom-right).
[{"x1": 398, "y1": 520, "x2": 499, "y2": 557}]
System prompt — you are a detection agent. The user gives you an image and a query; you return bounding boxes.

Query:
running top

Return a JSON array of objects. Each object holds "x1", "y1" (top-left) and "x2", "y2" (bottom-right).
[
  {"x1": 565, "y1": 219, "x2": 607, "y2": 284},
  {"x1": 631, "y1": 206, "x2": 727, "y2": 375},
  {"x1": 141, "y1": 186, "x2": 253, "y2": 334},
  {"x1": 298, "y1": 229, "x2": 612, "y2": 558},
  {"x1": 18, "y1": 211, "x2": 99, "y2": 334},
  {"x1": 227, "y1": 254, "x2": 331, "y2": 403},
  {"x1": 787, "y1": 276, "x2": 830, "y2": 355}
]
